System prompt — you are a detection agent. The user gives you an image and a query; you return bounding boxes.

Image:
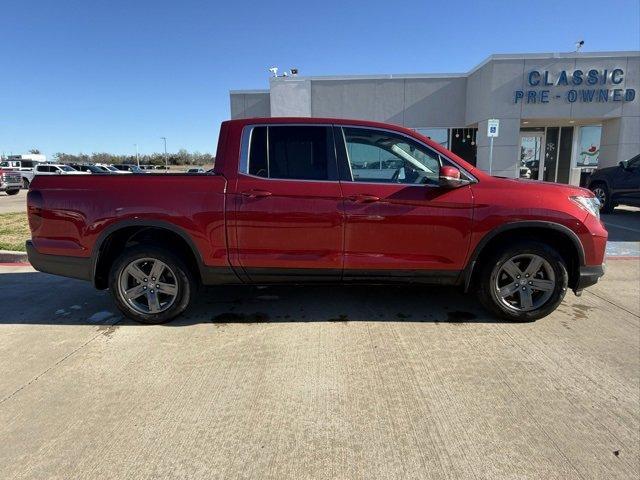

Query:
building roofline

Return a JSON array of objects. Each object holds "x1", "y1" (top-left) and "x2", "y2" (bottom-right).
[
  {"x1": 229, "y1": 89, "x2": 270, "y2": 94},
  {"x1": 262, "y1": 51, "x2": 640, "y2": 83},
  {"x1": 467, "y1": 50, "x2": 640, "y2": 74}
]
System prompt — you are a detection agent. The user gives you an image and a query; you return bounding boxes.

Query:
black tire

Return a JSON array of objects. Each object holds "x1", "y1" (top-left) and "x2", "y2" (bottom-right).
[
  {"x1": 22, "y1": 178, "x2": 30, "y2": 189},
  {"x1": 6, "y1": 189, "x2": 19, "y2": 196},
  {"x1": 590, "y1": 182, "x2": 613, "y2": 214},
  {"x1": 108, "y1": 245, "x2": 196, "y2": 324},
  {"x1": 476, "y1": 241, "x2": 568, "y2": 322}
]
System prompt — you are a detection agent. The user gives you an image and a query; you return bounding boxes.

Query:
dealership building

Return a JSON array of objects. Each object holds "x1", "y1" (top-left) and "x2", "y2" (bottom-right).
[{"x1": 230, "y1": 51, "x2": 639, "y2": 185}]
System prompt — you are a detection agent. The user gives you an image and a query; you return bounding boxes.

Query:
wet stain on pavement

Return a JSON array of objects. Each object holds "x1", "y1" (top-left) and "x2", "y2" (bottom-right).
[
  {"x1": 211, "y1": 312, "x2": 270, "y2": 324},
  {"x1": 571, "y1": 303, "x2": 592, "y2": 320},
  {"x1": 97, "y1": 324, "x2": 118, "y2": 338},
  {"x1": 446, "y1": 311, "x2": 477, "y2": 323},
  {"x1": 327, "y1": 314, "x2": 349, "y2": 323}
]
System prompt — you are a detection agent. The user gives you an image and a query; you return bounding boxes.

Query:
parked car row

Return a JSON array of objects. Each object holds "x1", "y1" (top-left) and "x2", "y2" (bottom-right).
[{"x1": 0, "y1": 159, "x2": 212, "y2": 190}]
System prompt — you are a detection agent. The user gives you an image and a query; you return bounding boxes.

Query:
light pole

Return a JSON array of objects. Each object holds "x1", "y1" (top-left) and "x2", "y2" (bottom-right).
[
  {"x1": 160, "y1": 137, "x2": 167, "y2": 170},
  {"x1": 134, "y1": 144, "x2": 139, "y2": 167}
]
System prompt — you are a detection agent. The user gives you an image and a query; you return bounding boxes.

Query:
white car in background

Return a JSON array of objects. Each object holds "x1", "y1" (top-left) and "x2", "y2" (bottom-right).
[
  {"x1": 34, "y1": 164, "x2": 89, "y2": 175},
  {"x1": 94, "y1": 163, "x2": 130, "y2": 174}
]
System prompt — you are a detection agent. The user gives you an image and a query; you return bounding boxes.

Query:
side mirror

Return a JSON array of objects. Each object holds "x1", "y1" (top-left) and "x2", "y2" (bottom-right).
[
  {"x1": 56, "y1": 169, "x2": 62, "y2": 174},
  {"x1": 439, "y1": 165, "x2": 468, "y2": 188},
  {"x1": 619, "y1": 161, "x2": 626, "y2": 169}
]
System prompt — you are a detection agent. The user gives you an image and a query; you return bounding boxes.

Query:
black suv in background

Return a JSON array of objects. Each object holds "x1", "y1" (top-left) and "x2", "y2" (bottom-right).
[{"x1": 589, "y1": 154, "x2": 640, "y2": 213}]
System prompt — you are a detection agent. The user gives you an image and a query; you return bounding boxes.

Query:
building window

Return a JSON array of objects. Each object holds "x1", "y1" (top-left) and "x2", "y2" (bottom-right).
[
  {"x1": 450, "y1": 128, "x2": 478, "y2": 166},
  {"x1": 576, "y1": 125, "x2": 602, "y2": 167}
]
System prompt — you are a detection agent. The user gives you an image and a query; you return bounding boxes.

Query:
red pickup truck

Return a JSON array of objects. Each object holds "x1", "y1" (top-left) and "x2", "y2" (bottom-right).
[{"x1": 26, "y1": 117, "x2": 607, "y2": 324}]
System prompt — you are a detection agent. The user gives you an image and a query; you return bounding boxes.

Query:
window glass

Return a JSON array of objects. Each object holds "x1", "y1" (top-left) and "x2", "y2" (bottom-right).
[
  {"x1": 268, "y1": 126, "x2": 329, "y2": 180},
  {"x1": 627, "y1": 154, "x2": 640, "y2": 168},
  {"x1": 343, "y1": 127, "x2": 441, "y2": 185},
  {"x1": 245, "y1": 126, "x2": 331, "y2": 181},
  {"x1": 60, "y1": 165, "x2": 75, "y2": 172},
  {"x1": 248, "y1": 126, "x2": 268, "y2": 177},
  {"x1": 576, "y1": 125, "x2": 601, "y2": 167},
  {"x1": 415, "y1": 128, "x2": 449, "y2": 149}
]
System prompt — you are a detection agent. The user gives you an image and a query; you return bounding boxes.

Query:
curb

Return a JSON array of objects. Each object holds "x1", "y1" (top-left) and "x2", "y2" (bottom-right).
[{"x1": 0, "y1": 250, "x2": 29, "y2": 264}]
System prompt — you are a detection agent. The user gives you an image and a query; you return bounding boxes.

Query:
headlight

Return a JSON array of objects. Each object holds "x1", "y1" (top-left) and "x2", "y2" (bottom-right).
[{"x1": 570, "y1": 195, "x2": 600, "y2": 219}]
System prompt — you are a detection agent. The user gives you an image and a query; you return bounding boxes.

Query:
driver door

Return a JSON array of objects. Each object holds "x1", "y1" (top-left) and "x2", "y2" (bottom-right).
[{"x1": 335, "y1": 126, "x2": 474, "y2": 281}]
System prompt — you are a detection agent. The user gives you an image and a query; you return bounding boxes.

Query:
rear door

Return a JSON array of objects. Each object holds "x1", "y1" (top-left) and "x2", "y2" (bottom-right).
[
  {"x1": 335, "y1": 126, "x2": 474, "y2": 282},
  {"x1": 231, "y1": 124, "x2": 343, "y2": 282}
]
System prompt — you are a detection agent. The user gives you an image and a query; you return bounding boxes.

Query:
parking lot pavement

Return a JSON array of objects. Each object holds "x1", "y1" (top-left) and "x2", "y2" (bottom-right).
[
  {"x1": 0, "y1": 260, "x2": 638, "y2": 480},
  {"x1": 0, "y1": 189, "x2": 27, "y2": 213}
]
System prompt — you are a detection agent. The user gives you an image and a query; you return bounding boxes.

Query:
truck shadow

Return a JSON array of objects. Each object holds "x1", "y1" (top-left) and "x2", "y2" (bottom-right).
[
  {"x1": 174, "y1": 284, "x2": 505, "y2": 326},
  {"x1": 0, "y1": 272, "x2": 506, "y2": 326}
]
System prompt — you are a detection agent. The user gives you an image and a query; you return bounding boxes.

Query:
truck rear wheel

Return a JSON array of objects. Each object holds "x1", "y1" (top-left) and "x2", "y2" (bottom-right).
[
  {"x1": 22, "y1": 178, "x2": 30, "y2": 189},
  {"x1": 476, "y1": 241, "x2": 568, "y2": 322},
  {"x1": 108, "y1": 245, "x2": 196, "y2": 324}
]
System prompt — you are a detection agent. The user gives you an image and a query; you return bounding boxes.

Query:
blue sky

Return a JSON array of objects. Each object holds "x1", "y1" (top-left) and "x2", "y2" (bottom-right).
[{"x1": 1, "y1": 0, "x2": 638, "y2": 157}]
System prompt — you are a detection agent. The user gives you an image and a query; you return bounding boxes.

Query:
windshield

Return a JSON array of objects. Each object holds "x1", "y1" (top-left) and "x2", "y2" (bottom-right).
[{"x1": 59, "y1": 165, "x2": 76, "y2": 172}]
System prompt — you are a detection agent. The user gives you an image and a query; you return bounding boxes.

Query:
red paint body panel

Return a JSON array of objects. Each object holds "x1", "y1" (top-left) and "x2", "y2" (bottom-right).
[
  {"x1": 231, "y1": 173, "x2": 343, "y2": 275},
  {"x1": 29, "y1": 175, "x2": 229, "y2": 266},
  {"x1": 27, "y1": 117, "x2": 607, "y2": 288},
  {"x1": 340, "y1": 182, "x2": 473, "y2": 270}
]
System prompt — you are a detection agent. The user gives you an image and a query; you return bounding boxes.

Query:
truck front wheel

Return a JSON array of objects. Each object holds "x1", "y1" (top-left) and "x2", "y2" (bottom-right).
[
  {"x1": 476, "y1": 241, "x2": 568, "y2": 322},
  {"x1": 7, "y1": 189, "x2": 19, "y2": 195},
  {"x1": 109, "y1": 245, "x2": 196, "y2": 324}
]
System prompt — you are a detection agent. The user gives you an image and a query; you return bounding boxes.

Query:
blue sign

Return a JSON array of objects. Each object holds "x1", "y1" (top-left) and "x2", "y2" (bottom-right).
[{"x1": 514, "y1": 68, "x2": 636, "y2": 104}]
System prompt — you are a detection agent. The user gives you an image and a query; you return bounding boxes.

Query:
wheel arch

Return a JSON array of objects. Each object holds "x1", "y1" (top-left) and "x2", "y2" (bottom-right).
[
  {"x1": 588, "y1": 177, "x2": 609, "y2": 191},
  {"x1": 92, "y1": 220, "x2": 204, "y2": 289},
  {"x1": 463, "y1": 221, "x2": 585, "y2": 292}
]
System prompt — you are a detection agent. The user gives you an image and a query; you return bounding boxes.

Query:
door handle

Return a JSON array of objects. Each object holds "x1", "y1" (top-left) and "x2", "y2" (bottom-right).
[
  {"x1": 241, "y1": 189, "x2": 272, "y2": 199},
  {"x1": 347, "y1": 194, "x2": 380, "y2": 203}
]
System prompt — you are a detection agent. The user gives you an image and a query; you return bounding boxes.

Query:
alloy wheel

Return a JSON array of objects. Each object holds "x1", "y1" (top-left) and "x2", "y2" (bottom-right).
[
  {"x1": 118, "y1": 257, "x2": 179, "y2": 314},
  {"x1": 493, "y1": 254, "x2": 556, "y2": 312}
]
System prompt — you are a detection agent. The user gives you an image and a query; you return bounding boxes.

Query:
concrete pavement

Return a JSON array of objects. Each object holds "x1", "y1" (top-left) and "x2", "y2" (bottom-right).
[{"x1": 0, "y1": 259, "x2": 638, "y2": 479}]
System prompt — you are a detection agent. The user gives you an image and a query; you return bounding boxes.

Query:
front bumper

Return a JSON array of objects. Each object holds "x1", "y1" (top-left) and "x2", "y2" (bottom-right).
[
  {"x1": 574, "y1": 264, "x2": 605, "y2": 293},
  {"x1": 26, "y1": 240, "x2": 92, "y2": 282},
  {"x1": 1, "y1": 181, "x2": 21, "y2": 191}
]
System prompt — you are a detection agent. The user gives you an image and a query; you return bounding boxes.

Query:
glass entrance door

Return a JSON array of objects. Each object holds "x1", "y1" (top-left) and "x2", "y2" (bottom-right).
[{"x1": 519, "y1": 132, "x2": 545, "y2": 180}]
